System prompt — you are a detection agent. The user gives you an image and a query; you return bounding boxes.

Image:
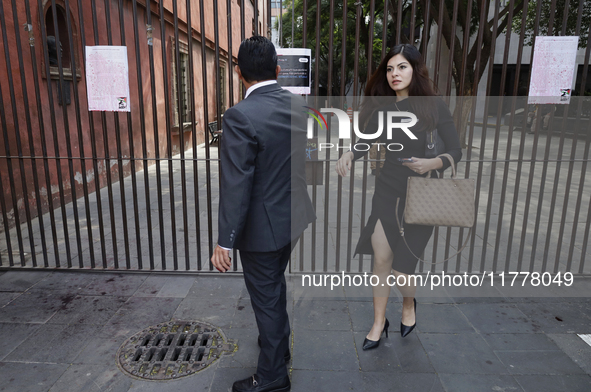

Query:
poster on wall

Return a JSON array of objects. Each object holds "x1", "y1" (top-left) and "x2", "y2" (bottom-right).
[
  {"x1": 276, "y1": 48, "x2": 311, "y2": 95},
  {"x1": 528, "y1": 36, "x2": 579, "y2": 105},
  {"x1": 85, "y1": 46, "x2": 131, "y2": 112}
]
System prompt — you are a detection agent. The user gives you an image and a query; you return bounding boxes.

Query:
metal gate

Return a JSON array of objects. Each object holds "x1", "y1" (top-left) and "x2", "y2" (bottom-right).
[{"x1": 1, "y1": 0, "x2": 590, "y2": 274}]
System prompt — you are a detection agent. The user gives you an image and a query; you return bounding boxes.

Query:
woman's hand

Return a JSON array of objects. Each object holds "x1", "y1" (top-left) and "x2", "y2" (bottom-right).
[
  {"x1": 336, "y1": 151, "x2": 354, "y2": 177},
  {"x1": 402, "y1": 157, "x2": 443, "y2": 175}
]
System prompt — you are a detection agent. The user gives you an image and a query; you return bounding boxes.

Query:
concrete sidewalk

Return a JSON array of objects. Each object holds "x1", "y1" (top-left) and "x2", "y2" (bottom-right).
[{"x1": 1, "y1": 270, "x2": 591, "y2": 391}]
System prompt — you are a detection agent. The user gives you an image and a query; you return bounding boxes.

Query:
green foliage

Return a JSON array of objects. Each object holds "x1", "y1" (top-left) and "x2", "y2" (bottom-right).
[{"x1": 511, "y1": 0, "x2": 591, "y2": 48}]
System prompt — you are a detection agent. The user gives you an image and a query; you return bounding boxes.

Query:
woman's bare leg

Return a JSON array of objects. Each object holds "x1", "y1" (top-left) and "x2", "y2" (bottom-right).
[
  {"x1": 366, "y1": 219, "x2": 394, "y2": 341},
  {"x1": 392, "y1": 270, "x2": 417, "y2": 327}
]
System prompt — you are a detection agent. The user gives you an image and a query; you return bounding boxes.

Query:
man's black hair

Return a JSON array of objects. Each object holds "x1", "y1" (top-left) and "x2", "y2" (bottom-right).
[{"x1": 237, "y1": 35, "x2": 277, "y2": 83}]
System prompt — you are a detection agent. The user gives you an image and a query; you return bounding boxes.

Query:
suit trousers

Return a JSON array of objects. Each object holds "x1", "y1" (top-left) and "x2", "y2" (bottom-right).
[{"x1": 240, "y1": 242, "x2": 293, "y2": 382}]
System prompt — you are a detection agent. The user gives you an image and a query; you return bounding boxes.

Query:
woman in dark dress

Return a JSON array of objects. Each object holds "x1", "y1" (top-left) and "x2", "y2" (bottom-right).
[{"x1": 336, "y1": 44, "x2": 462, "y2": 349}]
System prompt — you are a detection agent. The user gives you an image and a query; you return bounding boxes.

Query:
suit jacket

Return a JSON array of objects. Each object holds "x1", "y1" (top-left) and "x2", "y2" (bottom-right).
[{"x1": 218, "y1": 83, "x2": 315, "y2": 252}]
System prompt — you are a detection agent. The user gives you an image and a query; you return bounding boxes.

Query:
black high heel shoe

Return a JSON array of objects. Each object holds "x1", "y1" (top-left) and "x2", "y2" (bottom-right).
[
  {"x1": 400, "y1": 298, "x2": 417, "y2": 337},
  {"x1": 362, "y1": 318, "x2": 390, "y2": 350}
]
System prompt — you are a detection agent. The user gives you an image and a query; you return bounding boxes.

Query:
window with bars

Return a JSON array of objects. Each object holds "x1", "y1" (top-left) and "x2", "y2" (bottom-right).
[{"x1": 171, "y1": 40, "x2": 191, "y2": 129}]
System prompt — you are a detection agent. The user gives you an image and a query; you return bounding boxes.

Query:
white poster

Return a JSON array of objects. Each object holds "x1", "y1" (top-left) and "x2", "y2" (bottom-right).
[
  {"x1": 528, "y1": 36, "x2": 579, "y2": 105},
  {"x1": 276, "y1": 48, "x2": 311, "y2": 95},
  {"x1": 85, "y1": 46, "x2": 131, "y2": 112}
]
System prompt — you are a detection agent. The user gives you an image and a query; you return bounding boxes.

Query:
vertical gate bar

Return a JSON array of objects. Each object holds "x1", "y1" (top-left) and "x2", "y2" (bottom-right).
[
  {"x1": 0, "y1": 0, "x2": 38, "y2": 267},
  {"x1": 90, "y1": 0, "x2": 120, "y2": 269},
  {"x1": 241, "y1": 0, "x2": 245, "y2": 42},
  {"x1": 309, "y1": 0, "x2": 322, "y2": 271},
  {"x1": 409, "y1": 0, "x2": 416, "y2": 44},
  {"x1": 118, "y1": 0, "x2": 143, "y2": 269},
  {"x1": 0, "y1": 80, "x2": 16, "y2": 267},
  {"x1": 10, "y1": 0, "x2": 49, "y2": 267},
  {"x1": 130, "y1": 0, "x2": 154, "y2": 270},
  {"x1": 213, "y1": 0, "x2": 222, "y2": 222},
  {"x1": 61, "y1": 0, "x2": 95, "y2": 268},
  {"x1": 254, "y1": 0, "x2": 258, "y2": 35},
  {"x1": 300, "y1": 0, "x2": 306, "y2": 271},
  {"x1": 382, "y1": 0, "x2": 388, "y2": 58},
  {"x1": 420, "y1": 0, "x2": 430, "y2": 59},
  {"x1": 479, "y1": 0, "x2": 503, "y2": 273},
  {"x1": 102, "y1": 0, "x2": 127, "y2": 269},
  {"x1": 171, "y1": 0, "x2": 190, "y2": 270},
  {"x1": 36, "y1": 0, "x2": 72, "y2": 268},
  {"x1": 322, "y1": 0, "x2": 335, "y2": 272},
  {"x1": 567, "y1": 21, "x2": 591, "y2": 273},
  {"x1": 451, "y1": 0, "x2": 471, "y2": 272},
  {"x1": 158, "y1": 0, "x2": 179, "y2": 270},
  {"x1": 145, "y1": 0, "x2": 166, "y2": 270},
  {"x1": 24, "y1": 0, "x2": 61, "y2": 268},
  {"x1": 516, "y1": 0, "x2": 544, "y2": 272},
  {"x1": 503, "y1": 0, "x2": 531, "y2": 272},
  {"x1": 278, "y1": 0, "x2": 281, "y2": 43},
  {"x1": 444, "y1": 0, "x2": 459, "y2": 98},
  {"x1": 77, "y1": 0, "x2": 107, "y2": 269},
  {"x1": 574, "y1": 0, "x2": 583, "y2": 33},
  {"x1": 490, "y1": 0, "x2": 519, "y2": 272},
  {"x1": 187, "y1": 0, "x2": 201, "y2": 270},
  {"x1": 464, "y1": 0, "x2": 488, "y2": 273},
  {"x1": 50, "y1": 0, "x2": 84, "y2": 268},
  {"x1": 199, "y1": 0, "x2": 215, "y2": 268},
  {"x1": 529, "y1": 0, "x2": 559, "y2": 273},
  {"x1": 358, "y1": 0, "x2": 376, "y2": 272},
  {"x1": 432, "y1": 0, "x2": 444, "y2": 87},
  {"x1": 395, "y1": 0, "x2": 402, "y2": 46},
  {"x1": 547, "y1": 0, "x2": 558, "y2": 34},
  {"x1": 335, "y1": 0, "x2": 347, "y2": 272},
  {"x1": 347, "y1": 1, "x2": 362, "y2": 272}
]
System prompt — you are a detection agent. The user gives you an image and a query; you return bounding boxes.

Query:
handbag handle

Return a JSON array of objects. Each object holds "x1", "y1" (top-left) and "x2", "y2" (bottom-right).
[{"x1": 395, "y1": 198, "x2": 472, "y2": 265}]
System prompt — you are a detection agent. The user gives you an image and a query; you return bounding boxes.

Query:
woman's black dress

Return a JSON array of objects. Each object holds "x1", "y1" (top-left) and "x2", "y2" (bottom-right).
[{"x1": 353, "y1": 97, "x2": 462, "y2": 274}]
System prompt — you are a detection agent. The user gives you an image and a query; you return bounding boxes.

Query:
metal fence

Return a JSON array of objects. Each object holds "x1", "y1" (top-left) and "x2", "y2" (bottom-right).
[{"x1": 0, "y1": 0, "x2": 590, "y2": 274}]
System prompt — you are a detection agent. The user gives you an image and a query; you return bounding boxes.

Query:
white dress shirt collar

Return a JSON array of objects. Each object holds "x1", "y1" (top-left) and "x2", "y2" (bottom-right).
[{"x1": 244, "y1": 80, "x2": 278, "y2": 99}]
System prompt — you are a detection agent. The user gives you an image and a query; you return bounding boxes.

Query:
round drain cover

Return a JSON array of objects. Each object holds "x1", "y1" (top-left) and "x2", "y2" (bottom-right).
[{"x1": 117, "y1": 320, "x2": 236, "y2": 380}]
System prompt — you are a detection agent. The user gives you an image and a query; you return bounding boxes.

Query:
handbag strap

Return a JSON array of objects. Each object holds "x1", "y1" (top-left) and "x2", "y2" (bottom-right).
[{"x1": 395, "y1": 197, "x2": 472, "y2": 265}]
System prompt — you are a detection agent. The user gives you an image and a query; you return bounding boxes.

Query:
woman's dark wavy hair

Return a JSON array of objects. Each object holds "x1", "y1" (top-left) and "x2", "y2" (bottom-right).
[{"x1": 360, "y1": 44, "x2": 439, "y2": 132}]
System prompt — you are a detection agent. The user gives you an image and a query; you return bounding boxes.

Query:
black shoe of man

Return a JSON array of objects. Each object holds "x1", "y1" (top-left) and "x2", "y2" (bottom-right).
[
  {"x1": 232, "y1": 374, "x2": 290, "y2": 392},
  {"x1": 257, "y1": 336, "x2": 291, "y2": 363}
]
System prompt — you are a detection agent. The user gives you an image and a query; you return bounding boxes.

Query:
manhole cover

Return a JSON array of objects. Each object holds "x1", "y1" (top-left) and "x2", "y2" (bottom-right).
[{"x1": 117, "y1": 320, "x2": 236, "y2": 380}]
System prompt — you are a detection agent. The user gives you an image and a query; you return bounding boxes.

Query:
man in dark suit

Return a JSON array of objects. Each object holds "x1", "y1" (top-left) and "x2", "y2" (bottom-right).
[{"x1": 211, "y1": 36, "x2": 314, "y2": 392}]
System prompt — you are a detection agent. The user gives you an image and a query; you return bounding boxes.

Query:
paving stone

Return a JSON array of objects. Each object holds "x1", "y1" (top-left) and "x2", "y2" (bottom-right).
[
  {"x1": 419, "y1": 333, "x2": 508, "y2": 374},
  {"x1": 293, "y1": 280, "x2": 347, "y2": 301},
  {"x1": 0, "y1": 271, "x2": 52, "y2": 292},
  {"x1": 34, "y1": 272, "x2": 95, "y2": 291},
  {"x1": 0, "y1": 290, "x2": 62, "y2": 323},
  {"x1": 126, "y1": 360, "x2": 218, "y2": 392},
  {"x1": 108, "y1": 297, "x2": 183, "y2": 330},
  {"x1": 495, "y1": 350, "x2": 586, "y2": 375},
  {"x1": 134, "y1": 275, "x2": 196, "y2": 297},
  {"x1": 438, "y1": 374, "x2": 524, "y2": 392},
  {"x1": 514, "y1": 374, "x2": 591, "y2": 392},
  {"x1": 457, "y1": 303, "x2": 541, "y2": 334},
  {"x1": 230, "y1": 298, "x2": 258, "y2": 329},
  {"x1": 293, "y1": 300, "x2": 351, "y2": 331},
  {"x1": 482, "y1": 333, "x2": 562, "y2": 351},
  {"x1": 291, "y1": 369, "x2": 363, "y2": 391},
  {"x1": 209, "y1": 366, "x2": 256, "y2": 392},
  {"x1": 173, "y1": 296, "x2": 237, "y2": 329},
  {"x1": 348, "y1": 300, "x2": 402, "y2": 333},
  {"x1": 547, "y1": 334, "x2": 591, "y2": 376},
  {"x1": 292, "y1": 330, "x2": 358, "y2": 371},
  {"x1": 49, "y1": 364, "x2": 132, "y2": 392},
  {"x1": 0, "y1": 362, "x2": 69, "y2": 392},
  {"x1": 5, "y1": 323, "x2": 102, "y2": 363},
  {"x1": 516, "y1": 302, "x2": 591, "y2": 334},
  {"x1": 72, "y1": 324, "x2": 136, "y2": 366},
  {"x1": 0, "y1": 323, "x2": 41, "y2": 361},
  {"x1": 81, "y1": 273, "x2": 148, "y2": 297},
  {"x1": 47, "y1": 295, "x2": 127, "y2": 325},
  {"x1": 185, "y1": 275, "x2": 245, "y2": 299},
  {"x1": 362, "y1": 372, "x2": 444, "y2": 392},
  {"x1": 0, "y1": 292, "x2": 20, "y2": 307},
  {"x1": 218, "y1": 328, "x2": 260, "y2": 369},
  {"x1": 414, "y1": 303, "x2": 475, "y2": 333}
]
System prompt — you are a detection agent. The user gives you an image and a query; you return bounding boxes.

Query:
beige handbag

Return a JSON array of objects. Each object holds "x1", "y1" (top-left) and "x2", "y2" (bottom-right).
[{"x1": 395, "y1": 153, "x2": 475, "y2": 264}]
